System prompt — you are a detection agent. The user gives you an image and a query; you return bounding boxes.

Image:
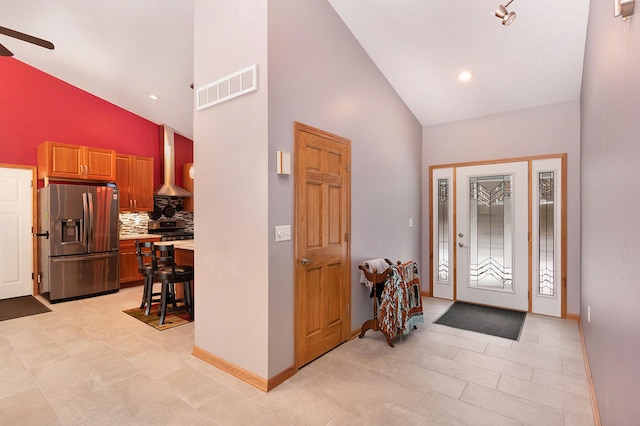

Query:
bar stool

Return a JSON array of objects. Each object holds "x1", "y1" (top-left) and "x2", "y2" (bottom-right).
[
  {"x1": 135, "y1": 241, "x2": 160, "y2": 315},
  {"x1": 152, "y1": 244, "x2": 194, "y2": 325}
]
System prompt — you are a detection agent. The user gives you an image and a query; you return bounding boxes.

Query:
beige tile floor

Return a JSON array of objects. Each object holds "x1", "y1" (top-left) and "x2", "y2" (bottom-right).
[{"x1": 0, "y1": 288, "x2": 595, "y2": 425}]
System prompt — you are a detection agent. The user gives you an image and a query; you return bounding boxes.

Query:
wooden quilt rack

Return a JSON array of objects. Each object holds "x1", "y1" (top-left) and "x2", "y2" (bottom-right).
[{"x1": 358, "y1": 258, "x2": 395, "y2": 347}]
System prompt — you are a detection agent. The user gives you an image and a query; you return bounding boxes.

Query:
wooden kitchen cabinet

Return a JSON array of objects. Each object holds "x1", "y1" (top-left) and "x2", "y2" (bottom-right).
[
  {"x1": 182, "y1": 162, "x2": 194, "y2": 212},
  {"x1": 116, "y1": 154, "x2": 154, "y2": 212},
  {"x1": 37, "y1": 141, "x2": 116, "y2": 181},
  {"x1": 119, "y1": 237, "x2": 160, "y2": 287}
]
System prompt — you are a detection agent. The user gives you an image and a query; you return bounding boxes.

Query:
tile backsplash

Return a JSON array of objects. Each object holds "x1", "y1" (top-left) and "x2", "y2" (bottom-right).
[
  {"x1": 153, "y1": 197, "x2": 194, "y2": 233},
  {"x1": 119, "y1": 199, "x2": 194, "y2": 236},
  {"x1": 119, "y1": 212, "x2": 150, "y2": 235}
]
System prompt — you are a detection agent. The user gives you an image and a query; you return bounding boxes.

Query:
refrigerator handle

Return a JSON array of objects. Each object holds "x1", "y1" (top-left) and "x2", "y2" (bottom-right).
[
  {"x1": 88, "y1": 191, "x2": 94, "y2": 248},
  {"x1": 82, "y1": 192, "x2": 89, "y2": 247}
]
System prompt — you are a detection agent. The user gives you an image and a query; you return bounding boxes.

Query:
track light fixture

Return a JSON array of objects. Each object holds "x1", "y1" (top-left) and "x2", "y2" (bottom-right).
[{"x1": 495, "y1": 0, "x2": 517, "y2": 26}]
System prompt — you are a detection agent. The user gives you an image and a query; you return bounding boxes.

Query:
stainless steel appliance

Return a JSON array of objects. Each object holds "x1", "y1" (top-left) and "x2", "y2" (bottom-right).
[
  {"x1": 148, "y1": 219, "x2": 194, "y2": 241},
  {"x1": 38, "y1": 183, "x2": 120, "y2": 302}
]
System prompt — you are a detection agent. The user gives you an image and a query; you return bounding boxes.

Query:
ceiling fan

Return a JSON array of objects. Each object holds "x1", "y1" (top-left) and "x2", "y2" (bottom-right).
[{"x1": 0, "y1": 25, "x2": 54, "y2": 57}]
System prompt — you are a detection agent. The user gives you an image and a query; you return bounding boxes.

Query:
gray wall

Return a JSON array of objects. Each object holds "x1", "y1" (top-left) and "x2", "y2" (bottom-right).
[
  {"x1": 267, "y1": 0, "x2": 422, "y2": 376},
  {"x1": 580, "y1": 0, "x2": 640, "y2": 423},
  {"x1": 422, "y1": 101, "x2": 582, "y2": 314}
]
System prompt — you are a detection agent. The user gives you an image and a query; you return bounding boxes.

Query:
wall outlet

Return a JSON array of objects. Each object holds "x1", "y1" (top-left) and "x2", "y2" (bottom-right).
[
  {"x1": 409, "y1": 218, "x2": 414, "y2": 227},
  {"x1": 587, "y1": 305, "x2": 591, "y2": 323}
]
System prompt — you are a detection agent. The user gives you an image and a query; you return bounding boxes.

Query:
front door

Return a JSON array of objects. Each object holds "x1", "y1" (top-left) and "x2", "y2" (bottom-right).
[
  {"x1": 0, "y1": 166, "x2": 34, "y2": 299},
  {"x1": 456, "y1": 162, "x2": 529, "y2": 311},
  {"x1": 294, "y1": 122, "x2": 351, "y2": 367},
  {"x1": 431, "y1": 157, "x2": 565, "y2": 316}
]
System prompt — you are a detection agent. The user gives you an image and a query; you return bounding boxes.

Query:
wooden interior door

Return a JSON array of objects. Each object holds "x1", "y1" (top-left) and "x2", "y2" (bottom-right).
[{"x1": 295, "y1": 122, "x2": 351, "y2": 367}]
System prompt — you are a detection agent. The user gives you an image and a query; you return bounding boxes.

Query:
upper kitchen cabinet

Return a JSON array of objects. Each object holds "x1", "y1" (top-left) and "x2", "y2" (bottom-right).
[
  {"x1": 116, "y1": 154, "x2": 154, "y2": 212},
  {"x1": 37, "y1": 141, "x2": 116, "y2": 182}
]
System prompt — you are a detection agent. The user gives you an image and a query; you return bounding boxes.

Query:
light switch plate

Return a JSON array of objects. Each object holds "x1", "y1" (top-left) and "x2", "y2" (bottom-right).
[{"x1": 275, "y1": 225, "x2": 291, "y2": 242}]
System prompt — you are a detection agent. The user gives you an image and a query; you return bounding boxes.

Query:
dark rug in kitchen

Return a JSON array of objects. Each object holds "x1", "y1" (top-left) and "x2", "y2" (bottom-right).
[
  {"x1": 123, "y1": 304, "x2": 192, "y2": 331},
  {"x1": 0, "y1": 296, "x2": 51, "y2": 322},
  {"x1": 434, "y1": 301, "x2": 526, "y2": 341}
]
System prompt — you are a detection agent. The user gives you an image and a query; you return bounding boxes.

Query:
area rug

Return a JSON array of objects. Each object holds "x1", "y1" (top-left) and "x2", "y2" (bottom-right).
[
  {"x1": 0, "y1": 296, "x2": 51, "y2": 321},
  {"x1": 123, "y1": 304, "x2": 192, "y2": 331},
  {"x1": 434, "y1": 301, "x2": 526, "y2": 341}
]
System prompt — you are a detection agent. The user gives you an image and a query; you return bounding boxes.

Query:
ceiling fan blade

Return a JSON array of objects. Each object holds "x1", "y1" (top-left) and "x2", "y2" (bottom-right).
[
  {"x1": 0, "y1": 42, "x2": 13, "y2": 57},
  {"x1": 0, "y1": 26, "x2": 54, "y2": 50}
]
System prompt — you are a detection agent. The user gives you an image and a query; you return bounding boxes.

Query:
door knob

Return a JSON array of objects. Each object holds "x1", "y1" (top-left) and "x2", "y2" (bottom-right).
[{"x1": 301, "y1": 257, "x2": 312, "y2": 265}]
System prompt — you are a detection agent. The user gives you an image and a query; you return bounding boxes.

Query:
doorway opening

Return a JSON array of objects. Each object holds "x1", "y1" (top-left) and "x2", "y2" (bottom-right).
[{"x1": 430, "y1": 155, "x2": 566, "y2": 317}]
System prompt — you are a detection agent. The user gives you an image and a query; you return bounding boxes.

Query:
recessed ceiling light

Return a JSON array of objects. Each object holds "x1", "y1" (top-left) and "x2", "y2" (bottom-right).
[
  {"x1": 458, "y1": 71, "x2": 473, "y2": 82},
  {"x1": 149, "y1": 94, "x2": 158, "y2": 100}
]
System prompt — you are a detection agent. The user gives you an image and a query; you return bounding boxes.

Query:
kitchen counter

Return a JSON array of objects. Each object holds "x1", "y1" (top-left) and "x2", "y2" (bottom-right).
[
  {"x1": 119, "y1": 233, "x2": 159, "y2": 241},
  {"x1": 154, "y1": 240, "x2": 194, "y2": 251}
]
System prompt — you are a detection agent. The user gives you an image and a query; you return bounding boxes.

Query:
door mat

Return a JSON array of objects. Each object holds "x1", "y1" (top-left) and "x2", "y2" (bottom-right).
[
  {"x1": 0, "y1": 296, "x2": 51, "y2": 322},
  {"x1": 123, "y1": 304, "x2": 192, "y2": 331},
  {"x1": 434, "y1": 301, "x2": 526, "y2": 341}
]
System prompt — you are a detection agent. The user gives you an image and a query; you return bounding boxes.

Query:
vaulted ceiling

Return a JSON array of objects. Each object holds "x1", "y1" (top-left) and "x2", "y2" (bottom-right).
[
  {"x1": 1, "y1": 1, "x2": 590, "y2": 139},
  {"x1": 329, "y1": 0, "x2": 590, "y2": 126}
]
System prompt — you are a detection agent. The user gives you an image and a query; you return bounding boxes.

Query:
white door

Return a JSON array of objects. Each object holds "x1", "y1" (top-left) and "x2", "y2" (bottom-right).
[
  {"x1": 0, "y1": 167, "x2": 33, "y2": 299},
  {"x1": 432, "y1": 167, "x2": 454, "y2": 300},
  {"x1": 456, "y1": 162, "x2": 528, "y2": 311}
]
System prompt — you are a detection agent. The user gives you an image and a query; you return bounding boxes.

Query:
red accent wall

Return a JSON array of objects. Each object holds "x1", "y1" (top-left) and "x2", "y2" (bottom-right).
[
  {"x1": 174, "y1": 132, "x2": 193, "y2": 187},
  {"x1": 0, "y1": 58, "x2": 193, "y2": 189}
]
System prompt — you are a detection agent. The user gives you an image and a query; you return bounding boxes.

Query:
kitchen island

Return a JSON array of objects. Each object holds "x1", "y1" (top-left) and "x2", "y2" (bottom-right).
[
  {"x1": 119, "y1": 233, "x2": 159, "y2": 240},
  {"x1": 154, "y1": 240, "x2": 194, "y2": 301},
  {"x1": 154, "y1": 240, "x2": 194, "y2": 251}
]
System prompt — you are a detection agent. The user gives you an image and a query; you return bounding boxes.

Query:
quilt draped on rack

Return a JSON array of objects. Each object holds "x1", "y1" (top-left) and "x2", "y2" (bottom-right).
[{"x1": 378, "y1": 261, "x2": 424, "y2": 339}]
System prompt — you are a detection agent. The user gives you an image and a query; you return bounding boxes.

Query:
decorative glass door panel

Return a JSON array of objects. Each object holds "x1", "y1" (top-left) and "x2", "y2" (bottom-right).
[
  {"x1": 456, "y1": 162, "x2": 528, "y2": 311},
  {"x1": 531, "y1": 158, "x2": 562, "y2": 317},
  {"x1": 468, "y1": 175, "x2": 513, "y2": 291},
  {"x1": 538, "y1": 171, "x2": 554, "y2": 296},
  {"x1": 432, "y1": 168, "x2": 454, "y2": 299}
]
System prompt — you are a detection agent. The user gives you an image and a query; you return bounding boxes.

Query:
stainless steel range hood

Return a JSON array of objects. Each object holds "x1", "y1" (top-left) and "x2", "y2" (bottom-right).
[{"x1": 155, "y1": 124, "x2": 192, "y2": 197}]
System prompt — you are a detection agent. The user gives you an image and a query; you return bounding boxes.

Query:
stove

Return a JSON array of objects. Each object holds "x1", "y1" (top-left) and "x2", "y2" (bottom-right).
[{"x1": 148, "y1": 219, "x2": 194, "y2": 241}]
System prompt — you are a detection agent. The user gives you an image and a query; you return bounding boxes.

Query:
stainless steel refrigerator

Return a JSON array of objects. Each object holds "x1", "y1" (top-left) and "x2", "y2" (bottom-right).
[{"x1": 38, "y1": 183, "x2": 119, "y2": 302}]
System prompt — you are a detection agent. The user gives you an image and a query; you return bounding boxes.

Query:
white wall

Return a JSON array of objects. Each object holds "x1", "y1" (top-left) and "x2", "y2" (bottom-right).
[
  {"x1": 266, "y1": 0, "x2": 422, "y2": 377},
  {"x1": 580, "y1": 0, "x2": 640, "y2": 423},
  {"x1": 193, "y1": 0, "x2": 270, "y2": 377},
  {"x1": 422, "y1": 102, "x2": 581, "y2": 314}
]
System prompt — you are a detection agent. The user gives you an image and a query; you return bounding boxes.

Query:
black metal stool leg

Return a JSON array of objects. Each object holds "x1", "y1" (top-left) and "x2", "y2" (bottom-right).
[
  {"x1": 183, "y1": 280, "x2": 193, "y2": 320},
  {"x1": 140, "y1": 277, "x2": 148, "y2": 309},
  {"x1": 159, "y1": 280, "x2": 169, "y2": 325},
  {"x1": 144, "y1": 275, "x2": 155, "y2": 316},
  {"x1": 170, "y1": 283, "x2": 178, "y2": 308}
]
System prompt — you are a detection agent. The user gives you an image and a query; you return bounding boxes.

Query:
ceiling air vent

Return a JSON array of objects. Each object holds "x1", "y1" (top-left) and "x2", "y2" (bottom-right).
[{"x1": 196, "y1": 64, "x2": 257, "y2": 111}]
